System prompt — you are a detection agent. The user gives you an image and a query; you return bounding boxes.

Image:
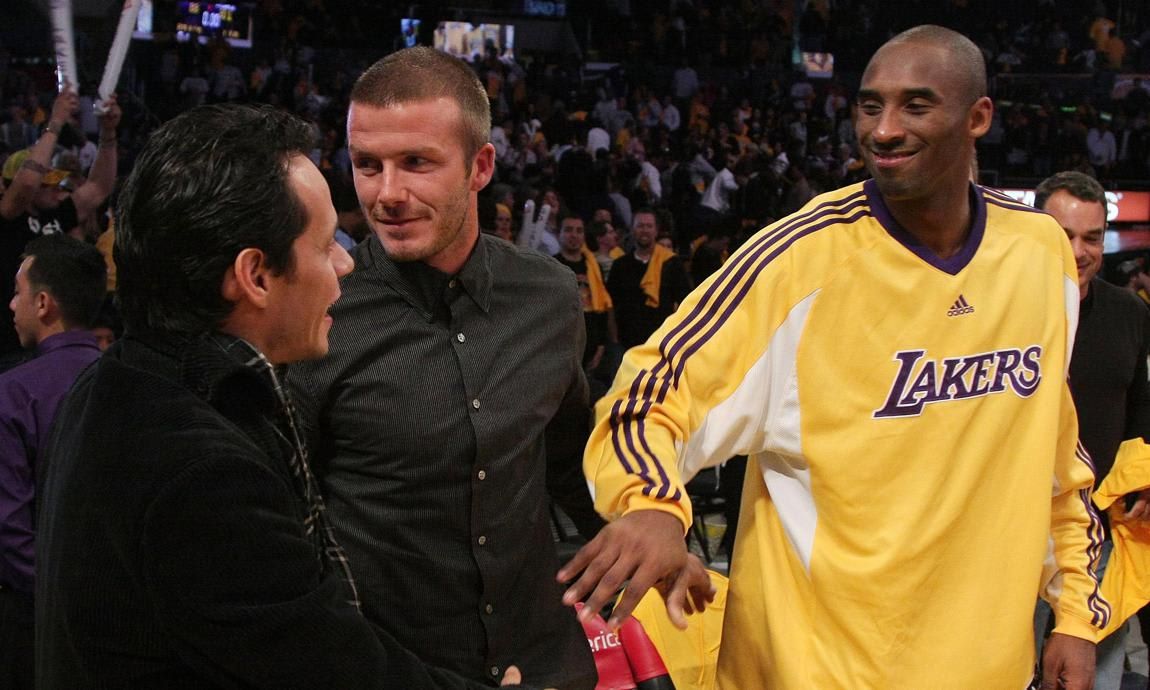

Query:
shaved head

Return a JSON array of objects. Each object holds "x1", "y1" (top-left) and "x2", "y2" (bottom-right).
[{"x1": 873, "y1": 25, "x2": 987, "y2": 105}]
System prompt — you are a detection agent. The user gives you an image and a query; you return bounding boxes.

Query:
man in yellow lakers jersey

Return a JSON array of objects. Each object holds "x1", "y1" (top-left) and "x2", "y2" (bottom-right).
[{"x1": 559, "y1": 25, "x2": 1106, "y2": 690}]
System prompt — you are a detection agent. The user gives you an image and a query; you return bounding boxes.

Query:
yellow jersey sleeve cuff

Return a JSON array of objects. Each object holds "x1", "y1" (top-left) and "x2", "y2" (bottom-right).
[
  {"x1": 1052, "y1": 615, "x2": 1102, "y2": 642},
  {"x1": 621, "y1": 495, "x2": 692, "y2": 536}
]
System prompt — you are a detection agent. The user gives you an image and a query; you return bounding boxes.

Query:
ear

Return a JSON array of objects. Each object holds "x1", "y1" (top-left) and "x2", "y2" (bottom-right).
[
  {"x1": 34, "y1": 290, "x2": 56, "y2": 323},
  {"x1": 968, "y1": 96, "x2": 993, "y2": 139},
  {"x1": 470, "y1": 142, "x2": 497, "y2": 193},
  {"x1": 220, "y1": 247, "x2": 272, "y2": 309}
]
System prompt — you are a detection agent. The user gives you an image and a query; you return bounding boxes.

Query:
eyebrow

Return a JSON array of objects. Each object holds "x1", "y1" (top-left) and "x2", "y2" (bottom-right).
[
  {"x1": 347, "y1": 144, "x2": 441, "y2": 158},
  {"x1": 857, "y1": 87, "x2": 941, "y2": 101}
]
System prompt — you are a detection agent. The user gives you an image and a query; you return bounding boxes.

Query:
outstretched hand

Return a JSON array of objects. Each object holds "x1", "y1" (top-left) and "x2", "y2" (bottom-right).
[{"x1": 557, "y1": 510, "x2": 714, "y2": 629}]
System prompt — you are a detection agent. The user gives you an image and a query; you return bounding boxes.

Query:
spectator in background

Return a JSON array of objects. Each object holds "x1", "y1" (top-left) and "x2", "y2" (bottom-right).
[
  {"x1": 606, "y1": 208, "x2": 691, "y2": 349},
  {"x1": 0, "y1": 235, "x2": 104, "y2": 690},
  {"x1": 1086, "y1": 117, "x2": 1118, "y2": 175},
  {"x1": 0, "y1": 90, "x2": 118, "y2": 366}
]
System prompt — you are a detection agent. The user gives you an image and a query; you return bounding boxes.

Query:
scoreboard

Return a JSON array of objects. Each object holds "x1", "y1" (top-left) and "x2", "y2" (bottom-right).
[{"x1": 176, "y1": 2, "x2": 253, "y2": 48}]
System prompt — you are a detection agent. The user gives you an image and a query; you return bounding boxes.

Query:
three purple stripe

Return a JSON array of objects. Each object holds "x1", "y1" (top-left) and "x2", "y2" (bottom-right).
[
  {"x1": 607, "y1": 188, "x2": 870, "y2": 499},
  {"x1": 1075, "y1": 440, "x2": 1111, "y2": 627}
]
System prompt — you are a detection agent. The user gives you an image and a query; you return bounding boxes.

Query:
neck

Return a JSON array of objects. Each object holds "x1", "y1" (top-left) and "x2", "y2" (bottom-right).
[
  {"x1": 33, "y1": 321, "x2": 68, "y2": 348},
  {"x1": 884, "y1": 183, "x2": 972, "y2": 260},
  {"x1": 634, "y1": 245, "x2": 653, "y2": 261},
  {"x1": 560, "y1": 247, "x2": 583, "y2": 262}
]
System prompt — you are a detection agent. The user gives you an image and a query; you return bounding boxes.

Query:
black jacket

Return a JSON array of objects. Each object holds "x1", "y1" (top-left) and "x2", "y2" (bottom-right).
[{"x1": 35, "y1": 332, "x2": 527, "y2": 689}]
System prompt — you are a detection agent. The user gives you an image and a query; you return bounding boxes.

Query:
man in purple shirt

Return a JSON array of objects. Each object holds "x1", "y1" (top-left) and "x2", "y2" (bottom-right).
[{"x1": 0, "y1": 234, "x2": 105, "y2": 690}]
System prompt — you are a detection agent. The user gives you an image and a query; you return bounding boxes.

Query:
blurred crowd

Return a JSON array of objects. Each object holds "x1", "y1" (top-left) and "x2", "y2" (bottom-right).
[{"x1": 0, "y1": 0, "x2": 1148, "y2": 346}]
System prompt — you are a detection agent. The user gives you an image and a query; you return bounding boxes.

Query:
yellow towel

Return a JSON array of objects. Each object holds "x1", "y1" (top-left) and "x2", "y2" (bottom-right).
[
  {"x1": 1091, "y1": 438, "x2": 1150, "y2": 640},
  {"x1": 581, "y1": 245, "x2": 612, "y2": 313},
  {"x1": 609, "y1": 246, "x2": 625, "y2": 260},
  {"x1": 640, "y1": 244, "x2": 676, "y2": 309},
  {"x1": 627, "y1": 570, "x2": 728, "y2": 690}
]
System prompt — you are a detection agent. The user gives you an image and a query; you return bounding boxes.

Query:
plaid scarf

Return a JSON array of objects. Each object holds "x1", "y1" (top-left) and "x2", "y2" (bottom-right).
[{"x1": 207, "y1": 333, "x2": 361, "y2": 611}]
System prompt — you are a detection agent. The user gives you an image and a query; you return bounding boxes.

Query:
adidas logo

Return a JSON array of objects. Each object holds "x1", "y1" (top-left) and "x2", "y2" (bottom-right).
[{"x1": 947, "y1": 295, "x2": 975, "y2": 317}]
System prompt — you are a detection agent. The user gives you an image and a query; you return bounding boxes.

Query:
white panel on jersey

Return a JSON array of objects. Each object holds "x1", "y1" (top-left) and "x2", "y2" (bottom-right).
[
  {"x1": 679, "y1": 290, "x2": 820, "y2": 571},
  {"x1": 1064, "y1": 275, "x2": 1079, "y2": 377}
]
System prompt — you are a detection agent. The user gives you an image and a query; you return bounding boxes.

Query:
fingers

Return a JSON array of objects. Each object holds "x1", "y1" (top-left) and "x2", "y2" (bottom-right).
[
  {"x1": 663, "y1": 557, "x2": 715, "y2": 629},
  {"x1": 557, "y1": 537, "x2": 601, "y2": 585},
  {"x1": 609, "y1": 559, "x2": 672, "y2": 629},
  {"x1": 1126, "y1": 493, "x2": 1150, "y2": 520},
  {"x1": 499, "y1": 665, "x2": 521, "y2": 686}
]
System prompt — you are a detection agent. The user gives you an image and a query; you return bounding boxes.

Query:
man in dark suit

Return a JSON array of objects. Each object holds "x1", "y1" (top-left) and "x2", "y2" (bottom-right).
[{"x1": 34, "y1": 103, "x2": 538, "y2": 689}]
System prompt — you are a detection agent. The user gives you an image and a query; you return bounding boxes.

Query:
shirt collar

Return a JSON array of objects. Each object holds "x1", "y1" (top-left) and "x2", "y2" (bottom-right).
[
  {"x1": 363, "y1": 232, "x2": 493, "y2": 320},
  {"x1": 35, "y1": 329, "x2": 100, "y2": 356},
  {"x1": 175, "y1": 332, "x2": 283, "y2": 414},
  {"x1": 866, "y1": 179, "x2": 986, "y2": 276}
]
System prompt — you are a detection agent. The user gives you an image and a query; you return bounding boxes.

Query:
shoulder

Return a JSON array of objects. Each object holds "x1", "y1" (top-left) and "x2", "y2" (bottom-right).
[
  {"x1": 1094, "y1": 278, "x2": 1149, "y2": 317},
  {"x1": 753, "y1": 180, "x2": 875, "y2": 251},
  {"x1": 485, "y1": 234, "x2": 577, "y2": 288},
  {"x1": 980, "y1": 186, "x2": 1067, "y2": 250},
  {"x1": 78, "y1": 351, "x2": 265, "y2": 457}
]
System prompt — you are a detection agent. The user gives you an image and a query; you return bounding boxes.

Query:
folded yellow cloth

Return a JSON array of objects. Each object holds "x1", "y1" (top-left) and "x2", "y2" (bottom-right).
[
  {"x1": 581, "y1": 245, "x2": 612, "y2": 313},
  {"x1": 640, "y1": 244, "x2": 675, "y2": 309}
]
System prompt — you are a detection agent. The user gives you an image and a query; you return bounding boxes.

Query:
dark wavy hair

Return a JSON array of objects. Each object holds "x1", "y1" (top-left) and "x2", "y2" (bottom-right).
[{"x1": 115, "y1": 103, "x2": 314, "y2": 334}]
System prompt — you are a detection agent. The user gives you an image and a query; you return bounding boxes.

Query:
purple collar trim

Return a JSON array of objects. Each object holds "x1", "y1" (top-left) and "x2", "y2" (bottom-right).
[{"x1": 864, "y1": 179, "x2": 986, "y2": 276}]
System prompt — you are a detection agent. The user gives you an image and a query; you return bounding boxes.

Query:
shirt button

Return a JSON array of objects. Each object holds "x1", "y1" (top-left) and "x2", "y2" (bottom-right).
[
  {"x1": 449, "y1": 279, "x2": 457, "y2": 288},
  {"x1": 456, "y1": 332, "x2": 466, "y2": 343},
  {"x1": 490, "y1": 666, "x2": 500, "y2": 677},
  {"x1": 478, "y1": 535, "x2": 487, "y2": 546},
  {"x1": 477, "y1": 469, "x2": 486, "y2": 480},
  {"x1": 471, "y1": 398, "x2": 481, "y2": 410},
  {"x1": 485, "y1": 603, "x2": 494, "y2": 614}
]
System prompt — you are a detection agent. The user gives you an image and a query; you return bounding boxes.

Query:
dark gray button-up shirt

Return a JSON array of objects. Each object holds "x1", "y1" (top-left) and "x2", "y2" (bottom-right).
[{"x1": 289, "y1": 233, "x2": 598, "y2": 690}]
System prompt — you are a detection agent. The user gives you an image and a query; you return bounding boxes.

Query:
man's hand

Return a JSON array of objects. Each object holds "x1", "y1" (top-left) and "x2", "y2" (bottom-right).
[
  {"x1": 499, "y1": 665, "x2": 556, "y2": 689},
  {"x1": 1041, "y1": 632, "x2": 1095, "y2": 690},
  {"x1": 49, "y1": 89, "x2": 78, "y2": 128},
  {"x1": 1125, "y1": 488, "x2": 1150, "y2": 520},
  {"x1": 558, "y1": 509, "x2": 711, "y2": 629},
  {"x1": 655, "y1": 552, "x2": 716, "y2": 628},
  {"x1": 499, "y1": 666, "x2": 521, "y2": 686}
]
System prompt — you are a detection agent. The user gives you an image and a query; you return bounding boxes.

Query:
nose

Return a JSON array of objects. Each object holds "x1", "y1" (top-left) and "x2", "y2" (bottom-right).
[
  {"x1": 332, "y1": 242, "x2": 354, "y2": 279},
  {"x1": 374, "y1": 165, "x2": 408, "y2": 210},
  {"x1": 870, "y1": 108, "x2": 905, "y2": 146},
  {"x1": 1069, "y1": 236, "x2": 1090, "y2": 263}
]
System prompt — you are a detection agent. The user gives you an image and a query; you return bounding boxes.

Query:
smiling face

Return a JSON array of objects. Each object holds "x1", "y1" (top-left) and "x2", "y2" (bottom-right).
[
  {"x1": 1042, "y1": 189, "x2": 1106, "y2": 298},
  {"x1": 348, "y1": 98, "x2": 495, "y2": 274},
  {"x1": 855, "y1": 40, "x2": 991, "y2": 205},
  {"x1": 261, "y1": 155, "x2": 353, "y2": 364}
]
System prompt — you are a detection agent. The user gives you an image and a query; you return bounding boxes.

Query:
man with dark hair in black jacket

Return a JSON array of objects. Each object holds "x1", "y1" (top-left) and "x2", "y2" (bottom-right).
[{"x1": 34, "y1": 103, "x2": 538, "y2": 689}]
